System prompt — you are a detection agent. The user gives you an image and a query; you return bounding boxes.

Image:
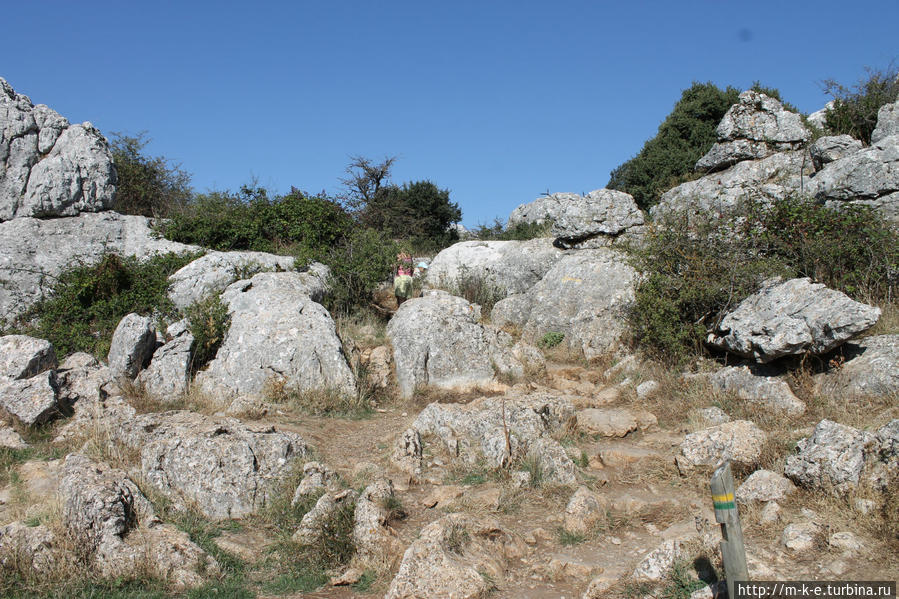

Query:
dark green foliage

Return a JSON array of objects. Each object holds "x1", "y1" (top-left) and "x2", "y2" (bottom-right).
[
  {"x1": 824, "y1": 64, "x2": 899, "y2": 143},
  {"x1": 11, "y1": 252, "x2": 199, "y2": 358},
  {"x1": 322, "y1": 227, "x2": 398, "y2": 317},
  {"x1": 538, "y1": 332, "x2": 565, "y2": 349},
  {"x1": 185, "y1": 295, "x2": 231, "y2": 371},
  {"x1": 628, "y1": 197, "x2": 898, "y2": 363},
  {"x1": 108, "y1": 132, "x2": 192, "y2": 218},
  {"x1": 363, "y1": 180, "x2": 462, "y2": 252},
  {"x1": 473, "y1": 218, "x2": 554, "y2": 241},
  {"x1": 607, "y1": 82, "x2": 741, "y2": 210}
]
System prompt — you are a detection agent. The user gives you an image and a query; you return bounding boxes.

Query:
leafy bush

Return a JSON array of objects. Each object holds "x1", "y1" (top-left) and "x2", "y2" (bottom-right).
[
  {"x1": 185, "y1": 295, "x2": 230, "y2": 371},
  {"x1": 538, "y1": 332, "x2": 565, "y2": 349},
  {"x1": 472, "y1": 218, "x2": 554, "y2": 241},
  {"x1": 108, "y1": 132, "x2": 192, "y2": 218},
  {"x1": 824, "y1": 64, "x2": 899, "y2": 143},
  {"x1": 323, "y1": 227, "x2": 398, "y2": 317},
  {"x1": 10, "y1": 252, "x2": 199, "y2": 358},
  {"x1": 629, "y1": 197, "x2": 898, "y2": 363},
  {"x1": 363, "y1": 180, "x2": 462, "y2": 252},
  {"x1": 607, "y1": 82, "x2": 741, "y2": 210}
]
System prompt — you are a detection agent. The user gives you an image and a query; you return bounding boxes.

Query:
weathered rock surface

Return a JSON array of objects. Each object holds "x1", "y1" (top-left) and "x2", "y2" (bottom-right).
[
  {"x1": 652, "y1": 151, "x2": 813, "y2": 224},
  {"x1": 293, "y1": 489, "x2": 357, "y2": 545},
  {"x1": 707, "y1": 278, "x2": 880, "y2": 362},
  {"x1": 385, "y1": 514, "x2": 525, "y2": 599},
  {"x1": 871, "y1": 99, "x2": 899, "y2": 144},
  {"x1": 292, "y1": 461, "x2": 341, "y2": 503},
  {"x1": 563, "y1": 486, "x2": 605, "y2": 534},
  {"x1": 0, "y1": 423, "x2": 26, "y2": 449},
  {"x1": 113, "y1": 410, "x2": 311, "y2": 520},
  {"x1": 0, "y1": 335, "x2": 56, "y2": 380},
  {"x1": 59, "y1": 453, "x2": 218, "y2": 587},
  {"x1": 550, "y1": 189, "x2": 645, "y2": 249},
  {"x1": 1, "y1": 78, "x2": 116, "y2": 222},
  {"x1": 387, "y1": 290, "x2": 540, "y2": 398},
  {"x1": 353, "y1": 479, "x2": 399, "y2": 559},
  {"x1": 392, "y1": 428, "x2": 423, "y2": 478},
  {"x1": 0, "y1": 212, "x2": 198, "y2": 321},
  {"x1": 677, "y1": 420, "x2": 767, "y2": 471},
  {"x1": 783, "y1": 419, "x2": 898, "y2": 495},
  {"x1": 695, "y1": 91, "x2": 810, "y2": 172},
  {"x1": 810, "y1": 135, "x2": 864, "y2": 171},
  {"x1": 108, "y1": 313, "x2": 156, "y2": 379},
  {"x1": 507, "y1": 192, "x2": 577, "y2": 227},
  {"x1": 411, "y1": 391, "x2": 577, "y2": 484},
  {"x1": 633, "y1": 539, "x2": 684, "y2": 581},
  {"x1": 167, "y1": 251, "x2": 324, "y2": 310},
  {"x1": 0, "y1": 370, "x2": 60, "y2": 426},
  {"x1": 0, "y1": 521, "x2": 55, "y2": 570},
  {"x1": 492, "y1": 249, "x2": 636, "y2": 360},
  {"x1": 817, "y1": 335, "x2": 899, "y2": 398},
  {"x1": 575, "y1": 407, "x2": 656, "y2": 437},
  {"x1": 736, "y1": 469, "x2": 796, "y2": 503},
  {"x1": 782, "y1": 521, "x2": 822, "y2": 552},
  {"x1": 707, "y1": 365, "x2": 805, "y2": 415},
  {"x1": 195, "y1": 271, "x2": 356, "y2": 402},
  {"x1": 137, "y1": 319, "x2": 193, "y2": 400},
  {"x1": 426, "y1": 238, "x2": 565, "y2": 298}
]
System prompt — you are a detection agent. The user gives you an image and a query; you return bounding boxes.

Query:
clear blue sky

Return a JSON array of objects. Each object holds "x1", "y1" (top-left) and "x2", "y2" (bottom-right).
[{"x1": 4, "y1": 1, "x2": 897, "y2": 227}]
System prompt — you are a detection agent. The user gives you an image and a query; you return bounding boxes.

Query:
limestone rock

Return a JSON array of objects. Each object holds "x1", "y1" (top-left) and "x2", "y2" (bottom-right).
[
  {"x1": 871, "y1": 99, "x2": 899, "y2": 144},
  {"x1": 633, "y1": 539, "x2": 684, "y2": 581},
  {"x1": 0, "y1": 212, "x2": 198, "y2": 322},
  {"x1": 692, "y1": 406, "x2": 731, "y2": 427},
  {"x1": 137, "y1": 319, "x2": 193, "y2": 400},
  {"x1": 0, "y1": 78, "x2": 116, "y2": 222},
  {"x1": 707, "y1": 365, "x2": 805, "y2": 415},
  {"x1": 736, "y1": 469, "x2": 796, "y2": 503},
  {"x1": 492, "y1": 249, "x2": 637, "y2": 360},
  {"x1": 291, "y1": 461, "x2": 341, "y2": 504},
  {"x1": 385, "y1": 514, "x2": 524, "y2": 599},
  {"x1": 360, "y1": 345, "x2": 392, "y2": 389},
  {"x1": 636, "y1": 380, "x2": 659, "y2": 399},
  {"x1": 387, "y1": 290, "x2": 536, "y2": 398},
  {"x1": 353, "y1": 479, "x2": 398, "y2": 560},
  {"x1": 166, "y1": 251, "x2": 323, "y2": 310},
  {"x1": 782, "y1": 521, "x2": 822, "y2": 552},
  {"x1": 576, "y1": 407, "x2": 655, "y2": 437},
  {"x1": 293, "y1": 489, "x2": 358, "y2": 545},
  {"x1": 0, "y1": 371, "x2": 60, "y2": 426},
  {"x1": 108, "y1": 313, "x2": 156, "y2": 379},
  {"x1": 426, "y1": 238, "x2": 565, "y2": 299},
  {"x1": 392, "y1": 428, "x2": 423, "y2": 478},
  {"x1": 817, "y1": 335, "x2": 899, "y2": 398},
  {"x1": 0, "y1": 423, "x2": 26, "y2": 449},
  {"x1": 507, "y1": 192, "x2": 577, "y2": 227},
  {"x1": 696, "y1": 91, "x2": 810, "y2": 172},
  {"x1": 707, "y1": 278, "x2": 880, "y2": 362},
  {"x1": 0, "y1": 521, "x2": 55, "y2": 571},
  {"x1": 677, "y1": 420, "x2": 767, "y2": 471},
  {"x1": 783, "y1": 419, "x2": 877, "y2": 493},
  {"x1": 411, "y1": 391, "x2": 576, "y2": 484},
  {"x1": 0, "y1": 335, "x2": 56, "y2": 380},
  {"x1": 195, "y1": 271, "x2": 356, "y2": 402},
  {"x1": 810, "y1": 135, "x2": 863, "y2": 170},
  {"x1": 563, "y1": 486, "x2": 604, "y2": 534},
  {"x1": 550, "y1": 189, "x2": 645, "y2": 249}
]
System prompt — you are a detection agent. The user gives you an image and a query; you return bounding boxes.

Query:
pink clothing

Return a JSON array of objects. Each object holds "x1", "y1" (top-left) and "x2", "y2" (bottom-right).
[{"x1": 397, "y1": 265, "x2": 413, "y2": 276}]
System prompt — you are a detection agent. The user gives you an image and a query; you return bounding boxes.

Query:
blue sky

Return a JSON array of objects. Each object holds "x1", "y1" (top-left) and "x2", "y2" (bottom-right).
[{"x1": 4, "y1": 1, "x2": 898, "y2": 227}]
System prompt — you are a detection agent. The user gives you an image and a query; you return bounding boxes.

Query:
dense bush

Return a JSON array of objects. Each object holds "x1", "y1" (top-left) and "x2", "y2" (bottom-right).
[
  {"x1": 185, "y1": 294, "x2": 230, "y2": 371},
  {"x1": 108, "y1": 132, "x2": 192, "y2": 217},
  {"x1": 10, "y1": 252, "x2": 200, "y2": 358},
  {"x1": 472, "y1": 218, "x2": 554, "y2": 241},
  {"x1": 362, "y1": 180, "x2": 462, "y2": 252},
  {"x1": 629, "y1": 197, "x2": 898, "y2": 363},
  {"x1": 823, "y1": 65, "x2": 899, "y2": 143},
  {"x1": 322, "y1": 227, "x2": 398, "y2": 316},
  {"x1": 607, "y1": 82, "x2": 741, "y2": 210}
]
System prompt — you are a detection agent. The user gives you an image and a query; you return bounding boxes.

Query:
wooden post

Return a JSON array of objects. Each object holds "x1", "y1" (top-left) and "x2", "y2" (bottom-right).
[{"x1": 710, "y1": 461, "x2": 748, "y2": 599}]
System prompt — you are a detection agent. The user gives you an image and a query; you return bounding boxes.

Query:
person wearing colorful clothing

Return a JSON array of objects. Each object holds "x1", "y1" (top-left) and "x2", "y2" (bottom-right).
[{"x1": 393, "y1": 252, "x2": 414, "y2": 305}]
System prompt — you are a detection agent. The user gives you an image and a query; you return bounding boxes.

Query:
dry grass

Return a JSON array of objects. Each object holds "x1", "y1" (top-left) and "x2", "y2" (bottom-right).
[
  {"x1": 408, "y1": 384, "x2": 506, "y2": 408},
  {"x1": 863, "y1": 300, "x2": 899, "y2": 337},
  {"x1": 334, "y1": 311, "x2": 389, "y2": 351},
  {"x1": 614, "y1": 455, "x2": 681, "y2": 486},
  {"x1": 119, "y1": 377, "x2": 225, "y2": 415}
]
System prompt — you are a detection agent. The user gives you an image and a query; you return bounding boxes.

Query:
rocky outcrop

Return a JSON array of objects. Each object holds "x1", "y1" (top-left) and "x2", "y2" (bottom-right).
[
  {"x1": 676, "y1": 420, "x2": 767, "y2": 472},
  {"x1": 387, "y1": 290, "x2": 541, "y2": 398},
  {"x1": 0, "y1": 521, "x2": 55, "y2": 571},
  {"x1": 695, "y1": 91, "x2": 810, "y2": 172},
  {"x1": 707, "y1": 365, "x2": 805, "y2": 415},
  {"x1": 293, "y1": 489, "x2": 358, "y2": 545},
  {"x1": 492, "y1": 249, "x2": 636, "y2": 360},
  {"x1": 575, "y1": 407, "x2": 657, "y2": 437},
  {"x1": 195, "y1": 271, "x2": 356, "y2": 402},
  {"x1": 817, "y1": 335, "x2": 899, "y2": 398},
  {"x1": 809, "y1": 135, "x2": 863, "y2": 171},
  {"x1": 549, "y1": 189, "x2": 645, "y2": 249},
  {"x1": 385, "y1": 514, "x2": 525, "y2": 599},
  {"x1": 353, "y1": 479, "x2": 399, "y2": 560},
  {"x1": 411, "y1": 391, "x2": 577, "y2": 484},
  {"x1": 507, "y1": 192, "x2": 575, "y2": 227},
  {"x1": 1, "y1": 78, "x2": 116, "y2": 222},
  {"x1": 426, "y1": 238, "x2": 565, "y2": 298},
  {"x1": 0, "y1": 212, "x2": 198, "y2": 321},
  {"x1": 167, "y1": 251, "x2": 323, "y2": 310},
  {"x1": 137, "y1": 319, "x2": 193, "y2": 400},
  {"x1": 872, "y1": 99, "x2": 899, "y2": 144},
  {"x1": 0, "y1": 370, "x2": 61, "y2": 426},
  {"x1": 108, "y1": 313, "x2": 156, "y2": 379},
  {"x1": 707, "y1": 278, "x2": 880, "y2": 362},
  {"x1": 0, "y1": 335, "x2": 56, "y2": 380},
  {"x1": 291, "y1": 461, "x2": 341, "y2": 503}
]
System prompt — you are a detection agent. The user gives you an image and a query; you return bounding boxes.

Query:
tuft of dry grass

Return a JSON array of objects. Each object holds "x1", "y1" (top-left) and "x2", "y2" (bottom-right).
[{"x1": 863, "y1": 300, "x2": 899, "y2": 337}]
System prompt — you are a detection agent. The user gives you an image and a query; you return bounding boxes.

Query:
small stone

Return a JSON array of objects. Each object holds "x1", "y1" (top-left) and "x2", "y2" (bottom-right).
[
  {"x1": 759, "y1": 502, "x2": 782, "y2": 524},
  {"x1": 828, "y1": 531, "x2": 863, "y2": 553},
  {"x1": 782, "y1": 522, "x2": 821, "y2": 552},
  {"x1": 636, "y1": 380, "x2": 660, "y2": 399}
]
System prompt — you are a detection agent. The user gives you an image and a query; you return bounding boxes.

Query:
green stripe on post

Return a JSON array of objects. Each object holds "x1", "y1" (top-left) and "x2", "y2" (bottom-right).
[{"x1": 714, "y1": 500, "x2": 736, "y2": 510}]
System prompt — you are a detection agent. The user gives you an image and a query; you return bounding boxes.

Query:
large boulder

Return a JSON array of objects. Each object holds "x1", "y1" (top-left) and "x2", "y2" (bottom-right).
[
  {"x1": 195, "y1": 271, "x2": 356, "y2": 402},
  {"x1": 385, "y1": 514, "x2": 525, "y2": 599},
  {"x1": 167, "y1": 251, "x2": 323, "y2": 310},
  {"x1": 783, "y1": 420, "x2": 879, "y2": 494},
  {"x1": 706, "y1": 365, "x2": 805, "y2": 415},
  {"x1": 550, "y1": 188, "x2": 645, "y2": 249},
  {"x1": 695, "y1": 91, "x2": 810, "y2": 172},
  {"x1": 0, "y1": 212, "x2": 198, "y2": 322},
  {"x1": 676, "y1": 420, "x2": 767, "y2": 472},
  {"x1": 809, "y1": 135, "x2": 864, "y2": 171},
  {"x1": 107, "y1": 313, "x2": 156, "y2": 379},
  {"x1": 0, "y1": 78, "x2": 116, "y2": 222},
  {"x1": 492, "y1": 249, "x2": 637, "y2": 360},
  {"x1": 425, "y1": 238, "x2": 565, "y2": 298},
  {"x1": 871, "y1": 99, "x2": 899, "y2": 144},
  {"x1": 0, "y1": 335, "x2": 56, "y2": 380},
  {"x1": 0, "y1": 370, "x2": 61, "y2": 426},
  {"x1": 507, "y1": 192, "x2": 576, "y2": 227},
  {"x1": 411, "y1": 390, "x2": 577, "y2": 484},
  {"x1": 817, "y1": 335, "x2": 899, "y2": 398},
  {"x1": 137, "y1": 319, "x2": 193, "y2": 400},
  {"x1": 387, "y1": 290, "x2": 540, "y2": 398},
  {"x1": 707, "y1": 278, "x2": 880, "y2": 363},
  {"x1": 117, "y1": 410, "x2": 311, "y2": 520}
]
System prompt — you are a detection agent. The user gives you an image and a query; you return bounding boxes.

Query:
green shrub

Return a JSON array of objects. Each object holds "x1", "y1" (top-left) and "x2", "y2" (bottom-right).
[
  {"x1": 9, "y1": 252, "x2": 199, "y2": 358},
  {"x1": 322, "y1": 227, "x2": 398, "y2": 317},
  {"x1": 824, "y1": 64, "x2": 899, "y2": 143},
  {"x1": 628, "y1": 197, "x2": 898, "y2": 363},
  {"x1": 538, "y1": 332, "x2": 565, "y2": 349},
  {"x1": 363, "y1": 180, "x2": 462, "y2": 252},
  {"x1": 185, "y1": 295, "x2": 231, "y2": 371},
  {"x1": 108, "y1": 132, "x2": 193, "y2": 218},
  {"x1": 473, "y1": 218, "x2": 554, "y2": 241}
]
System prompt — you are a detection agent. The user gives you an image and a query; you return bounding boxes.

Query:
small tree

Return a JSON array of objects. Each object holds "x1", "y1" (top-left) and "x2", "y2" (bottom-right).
[
  {"x1": 823, "y1": 64, "x2": 899, "y2": 144},
  {"x1": 108, "y1": 132, "x2": 192, "y2": 217},
  {"x1": 339, "y1": 155, "x2": 397, "y2": 213}
]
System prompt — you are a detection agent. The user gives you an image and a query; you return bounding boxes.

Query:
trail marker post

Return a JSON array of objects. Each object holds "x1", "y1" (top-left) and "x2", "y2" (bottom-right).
[{"x1": 710, "y1": 461, "x2": 748, "y2": 599}]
